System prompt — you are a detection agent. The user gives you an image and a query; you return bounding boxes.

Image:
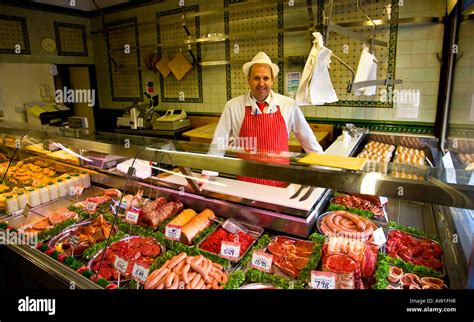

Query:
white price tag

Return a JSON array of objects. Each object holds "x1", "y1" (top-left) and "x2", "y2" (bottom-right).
[
  {"x1": 114, "y1": 256, "x2": 128, "y2": 275},
  {"x1": 165, "y1": 224, "x2": 181, "y2": 241},
  {"x1": 379, "y1": 196, "x2": 388, "y2": 205},
  {"x1": 125, "y1": 209, "x2": 139, "y2": 224},
  {"x1": 220, "y1": 241, "x2": 240, "y2": 260},
  {"x1": 251, "y1": 251, "x2": 273, "y2": 272},
  {"x1": 132, "y1": 263, "x2": 149, "y2": 283},
  {"x1": 372, "y1": 227, "x2": 387, "y2": 246},
  {"x1": 310, "y1": 271, "x2": 336, "y2": 289},
  {"x1": 68, "y1": 186, "x2": 76, "y2": 196},
  {"x1": 85, "y1": 202, "x2": 98, "y2": 212},
  {"x1": 69, "y1": 234, "x2": 80, "y2": 247},
  {"x1": 75, "y1": 185, "x2": 84, "y2": 196}
]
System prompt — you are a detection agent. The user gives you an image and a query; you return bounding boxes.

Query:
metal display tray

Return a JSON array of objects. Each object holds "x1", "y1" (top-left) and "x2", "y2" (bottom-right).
[
  {"x1": 0, "y1": 211, "x2": 45, "y2": 229},
  {"x1": 197, "y1": 220, "x2": 264, "y2": 263},
  {"x1": 328, "y1": 194, "x2": 388, "y2": 224},
  {"x1": 248, "y1": 235, "x2": 317, "y2": 281},
  {"x1": 87, "y1": 235, "x2": 165, "y2": 282},
  {"x1": 47, "y1": 219, "x2": 117, "y2": 257},
  {"x1": 387, "y1": 229, "x2": 446, "y2": 277},
  {"x1": 316, "y1": 211, "x2": 380, "y2": 239}
]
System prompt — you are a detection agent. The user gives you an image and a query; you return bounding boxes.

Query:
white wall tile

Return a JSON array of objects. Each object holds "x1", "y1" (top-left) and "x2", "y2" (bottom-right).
[
  {"x1": 412, "y1": 40, "x2": 429, "y2": 54},
  {"x1": 352, "y1": 108, "x2": 365, "y2": 119},
  {"x1": 315, "y1": 106, "x2": 328, "y2": 118},
  {"x1": 420, "y1": 109, "x2": 436, "y2": 122},
  {"x1": 327, "y1": 106, "x2": 340, "y2": 118}
]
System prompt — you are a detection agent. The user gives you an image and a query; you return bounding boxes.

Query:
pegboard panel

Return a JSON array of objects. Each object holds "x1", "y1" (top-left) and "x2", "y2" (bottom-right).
[
  {"x1": 318, "y1": 0, "x2": 399, "y2": 108},
  {"x1": 156, "y1": 6, "x2": 203, "y2": 103},
  {"x1": 225, "y1": 1, "x2": 284, "y2": 100},
  {"x1": 106, "y1": 17, "x2": 143, "y2": 101},
  {"x1": 54, "y1": 22, "x2": 88, "y2": 56},
  {"x1": 0, "y1": 14, "x2": 31, "y2": 55}
]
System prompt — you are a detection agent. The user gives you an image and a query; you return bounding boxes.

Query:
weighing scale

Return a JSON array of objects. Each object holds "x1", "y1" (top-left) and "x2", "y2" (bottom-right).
[{"x1": 153, "y1": 109, "x2": 190, "y2": 131}]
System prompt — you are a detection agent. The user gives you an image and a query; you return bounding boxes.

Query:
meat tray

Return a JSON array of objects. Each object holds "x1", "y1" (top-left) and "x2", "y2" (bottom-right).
[
  {"x1": 47, "y1": 219, "x2": 117, "y2": 257},
  {"x1": 257, "y1": 235, "x2": 316, "y2": 281},
  {"x1": 87, "y1": 235, "x2": 165, "y2": 282},
  {"x1": 316, "y1": 211, "x2": 380, "y2": 240},
  {"x1": 328, "y1": 196, "x2": 388, "y2": 224},
  {"x1": 387, "y1": 229, "x2": 446, "y2": 277},
  {"x1": 197, "y1": 219, "x2": 264, "y2": 263},
  {"x1": 1, "y1": 211, "x2": 45, "y2": 229}
]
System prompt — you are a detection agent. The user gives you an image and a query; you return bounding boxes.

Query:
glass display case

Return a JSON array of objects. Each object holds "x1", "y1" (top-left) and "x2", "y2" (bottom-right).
[{"x1": 0, "y1": 121, "x2": 472, "y2": 290}]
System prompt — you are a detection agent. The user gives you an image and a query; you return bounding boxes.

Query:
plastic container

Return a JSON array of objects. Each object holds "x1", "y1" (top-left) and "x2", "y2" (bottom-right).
[
  {"x1": 5, "y1": 195, "x2": 19, "y2": 215},
  {"x1": 25, "y1": 188, "x2": 41, "y2": 207},
  {"x1": 57, "y1": 179, "x2": 68, "y2": 197},
  {"x1": 16, "y1": 192, "x2": 28, "y2": 209},
  {"x1": 79, "y1": 171, "x2": 91, "y2": 188},
  {"x1": 64, "y1": 176, "x2": 74, "y2": 191},
  {"x1": 71, "y1": 173, "x2": 81, "y2": 188},
  {"x1": 38, "y1": 185, "x2": 50, "y2": 204},
  {"x1": 47, "y1": 182, "x2": 59, "y2": 200}
]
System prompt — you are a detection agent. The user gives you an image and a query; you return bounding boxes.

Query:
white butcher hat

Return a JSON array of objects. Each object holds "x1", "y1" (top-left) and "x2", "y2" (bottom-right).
[{"x1": 243, "y1": 52, "x2": 279, "y2": 78}]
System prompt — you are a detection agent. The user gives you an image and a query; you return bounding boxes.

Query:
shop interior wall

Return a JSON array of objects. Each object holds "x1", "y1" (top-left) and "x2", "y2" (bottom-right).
[
  {"x1": 91, "y1": 0, "x2": 447, "y2": 127},
  {"x1": 448, "y1": 18, "x2": 474, "y2": 135},
  {"x1": 0, "y1": 5, "x2": 93, "y2": 124},
  {"x1": 0, "y1": 1, "x2": 448, "y2": 127}
]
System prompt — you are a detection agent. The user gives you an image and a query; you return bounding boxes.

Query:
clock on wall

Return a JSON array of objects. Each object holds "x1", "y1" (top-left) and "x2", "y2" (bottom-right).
[{"x1": 41, "y1": 38, "x2": 56, "y2": 52}]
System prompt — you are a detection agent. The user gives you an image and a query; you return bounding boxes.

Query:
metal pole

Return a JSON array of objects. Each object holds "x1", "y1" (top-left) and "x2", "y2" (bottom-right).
[{"x1": 439, "y1": 4, "x2": 461, "y2": 152}]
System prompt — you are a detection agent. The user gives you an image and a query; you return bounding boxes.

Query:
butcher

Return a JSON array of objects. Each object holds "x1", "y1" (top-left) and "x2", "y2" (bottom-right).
[{"x1": 200, "y1": 51, "x2": 323, "y2": 187}]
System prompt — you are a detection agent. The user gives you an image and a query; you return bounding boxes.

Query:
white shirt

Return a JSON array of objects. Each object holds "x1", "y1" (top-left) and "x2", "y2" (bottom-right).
[{"x1": 202, "y1": 90, "x2": 323, "y2": 176}]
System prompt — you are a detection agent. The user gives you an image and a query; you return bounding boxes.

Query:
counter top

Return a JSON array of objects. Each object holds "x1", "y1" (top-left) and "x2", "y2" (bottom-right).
[{"x1": 183, "y1": 122, "x2": 330, "y2": 150}]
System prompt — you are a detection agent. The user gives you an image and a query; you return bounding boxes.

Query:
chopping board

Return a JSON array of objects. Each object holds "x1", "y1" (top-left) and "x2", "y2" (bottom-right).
[
  {"x1": 297, "y1": 153, "x2": 367, "y2": 170},
  {"x1": 168, "y1": 52, "x2": 193, "y2": 81},
  {"x1": 156, "y1": 56, "x2": 171, "y2": 77}
]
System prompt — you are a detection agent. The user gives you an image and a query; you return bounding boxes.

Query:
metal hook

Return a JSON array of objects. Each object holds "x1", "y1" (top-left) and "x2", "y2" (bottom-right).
[{"x1": 356, "y1": 0, "x2": 377, "y2": 53}]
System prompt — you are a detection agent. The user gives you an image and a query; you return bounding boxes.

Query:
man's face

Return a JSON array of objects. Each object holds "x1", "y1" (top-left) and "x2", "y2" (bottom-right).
[{"x1": 248, "y1": 64, "x2": 273, "y2": 102}]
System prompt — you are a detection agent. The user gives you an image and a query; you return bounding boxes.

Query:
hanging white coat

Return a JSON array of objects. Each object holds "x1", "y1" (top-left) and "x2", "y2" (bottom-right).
[{"x1": 296, "y1": 32, "x2": 338, "y2": 106}]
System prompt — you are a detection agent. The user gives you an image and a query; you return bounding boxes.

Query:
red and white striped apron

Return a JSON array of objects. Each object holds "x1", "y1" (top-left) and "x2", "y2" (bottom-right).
[{"x1": 236, "y1": 104, "x2": 289, "y2": 187}]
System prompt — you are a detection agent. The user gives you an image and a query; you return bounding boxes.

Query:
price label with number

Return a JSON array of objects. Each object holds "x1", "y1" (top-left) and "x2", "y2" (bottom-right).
[
  {"x1": 220, "y1": 241, "x2": 240, "y2": 260},
  {"x1": 251, "y1": 250, "x2": 273, "y2": 272},
  {"x1": 372, "y1": 227, "x2": 387, "y2": 246},
  {"x1": 75, "y1": 185, "x2": 84, "y2": 196},
  {"x1": 125, "y1": 209, "x2": 140, "y2": 224},
  {"x1": 310, "y1": 271, "x2": 336, "y2": 290},
  {"x1": 132, "y1": 263, "x2": 149, "y2": 283},
  {"x1": 68, "y1": 186, "x2": 76, "y2": 196},
  {"x1": 165, "y1": 224, "x2": 181, "y2": 241},
  {"x1": 85, "y1": 201, "x2": 98, "y2": 212},
  {"x1": 114, "y1": 256, "x2": 128, "y2": 275}
]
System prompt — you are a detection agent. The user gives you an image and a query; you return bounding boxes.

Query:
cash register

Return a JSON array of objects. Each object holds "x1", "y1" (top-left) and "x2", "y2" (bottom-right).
[{"x1": 153, "y1": 109, "x2": 190, "y2": 130}]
